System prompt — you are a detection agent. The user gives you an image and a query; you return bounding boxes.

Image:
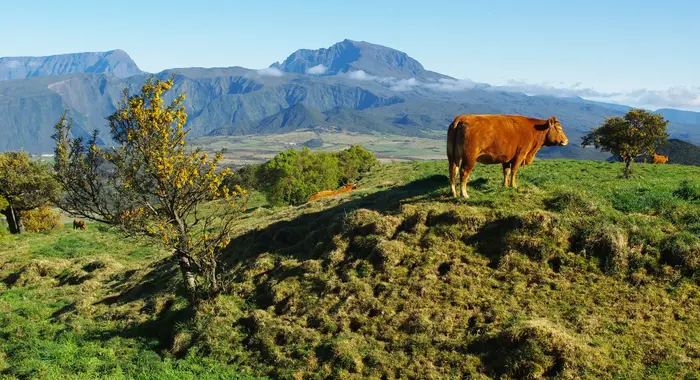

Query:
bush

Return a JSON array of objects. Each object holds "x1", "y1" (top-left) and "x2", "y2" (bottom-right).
[
  {"x1": 257, "y1": 147, "x2": 340, "y2": 205},
  {"x1": 336, "y1": 145, "x2": 378, "y2": 185},
  {"x1": 255, "y1": 146, "x2": 377, "y2": 206},
  {"x1": 21, "y1": 206, "x2": 62, "y2": 233},
  {"x1": 224, "y1": 164, "x2": 260, "y2": 190}
]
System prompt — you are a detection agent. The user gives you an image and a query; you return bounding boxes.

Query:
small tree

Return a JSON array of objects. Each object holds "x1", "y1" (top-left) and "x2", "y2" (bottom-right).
[
  {"x1": 582, "y1": 109, "x2": 669, "y2": 177},
  {"x1": 0, "y1": 152, "x2": 59, "y2": 234},
  {"x1": 22, "y1": 206, "x2": 62, "y2": 233},
  {"x1": 52, "y1": 76, "x2": 245, "y2": 303},
  {"x1": 336, "y1": 145, "x2": 378, "y2": 184}
]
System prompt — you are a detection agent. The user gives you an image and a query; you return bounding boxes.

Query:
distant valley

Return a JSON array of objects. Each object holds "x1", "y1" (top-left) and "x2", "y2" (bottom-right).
[{"x1": 1, "y1": 39, "x2": 699, "y2": 159}]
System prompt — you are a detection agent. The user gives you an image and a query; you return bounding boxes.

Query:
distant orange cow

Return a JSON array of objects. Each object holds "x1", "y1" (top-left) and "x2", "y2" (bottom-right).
[
  {"x1": 652, "y1": 153, "x2": 669, "y2": 164},
  {"x1": 308, "y1": 184, "x2": 357, "y2": 202},
  {"x1": 447, "y1": 114, "x2": 569, "y2": 198},
  {"x1": 73, "y1": 219, "x2": 87, "y2": 230}
]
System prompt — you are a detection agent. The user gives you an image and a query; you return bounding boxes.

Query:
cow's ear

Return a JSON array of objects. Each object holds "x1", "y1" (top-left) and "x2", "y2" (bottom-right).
[{"x1": 548, "y1": 116, "x2": 558, "y2": 127}]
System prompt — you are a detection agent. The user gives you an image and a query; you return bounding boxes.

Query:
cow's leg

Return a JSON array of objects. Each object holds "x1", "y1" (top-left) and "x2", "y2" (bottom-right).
[
  {"x1": 459, "y1": 157, "x2": 476, "y2": 198},
  {"x1": 449, "y1": 159, "x2": 459, "y2": 197},
  {"x1": 510, "y1": 156, "x2": 525, "y2": 188},
  {"x1": 502, "y1": 163, "x2": 512, "y2": 187}
]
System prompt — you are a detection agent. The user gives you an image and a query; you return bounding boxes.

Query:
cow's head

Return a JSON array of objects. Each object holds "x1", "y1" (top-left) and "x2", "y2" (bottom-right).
[{"x1": 543, "y1": 116, "x2": 568, "y2": 146}]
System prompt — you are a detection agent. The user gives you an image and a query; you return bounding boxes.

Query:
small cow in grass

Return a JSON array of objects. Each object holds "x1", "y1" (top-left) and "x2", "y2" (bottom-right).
[
  {"x1": 308, "y1": 184, "x2": 357, "y2": 202},
  {"x1": 653, "y1": 153, "x2": 669, "y2": 164},
  {"x1": 73, "y1": 219, "x2": 87, "y2": 230}
]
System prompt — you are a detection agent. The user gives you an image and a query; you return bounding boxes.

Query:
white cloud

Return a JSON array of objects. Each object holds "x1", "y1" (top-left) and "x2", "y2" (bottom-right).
[
  {"x1": 389, "y1": 78, "x2": 418, "y2": 91},
  {"x1": 620, "y1": 86, "x2": 700, "y2": 110},
  {"x1": 306, "y1": 64, "x2": 328, "y2": 75},
  {"x1": 423, "y1": 78, "x2": 480, "y2": 92},
  {"x1": 341, "y1": 69, "x2": 700, "y2": 110},
  {"x1": 492, "y1": 81, "x2": 700, "y2": 111},
  {"x1": 493, "y1": 80, "x2": 619, "y2": 98},
  {"x1": 346, "y1": 70, "x2": 375, "y2": 80},
  {"x1": 256, "y1": 67, "x2": 284, "y2": 77},
  {"x1": 343, "y1": 70, "x2": 478, "y2": 93}
]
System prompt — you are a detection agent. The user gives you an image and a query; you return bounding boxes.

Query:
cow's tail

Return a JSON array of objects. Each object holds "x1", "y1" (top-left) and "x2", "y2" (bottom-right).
[
  {"x1": 447, "y1": 117, "x2": 467, "y2": 195},
  {"x1": 447, "y1": 117, "x2": 465, "y2": 165}
]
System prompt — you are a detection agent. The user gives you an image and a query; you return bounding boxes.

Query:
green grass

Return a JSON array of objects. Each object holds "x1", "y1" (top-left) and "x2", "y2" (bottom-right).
[
  {"x1": 0, "y1": 226, "x2": 262, "y2": 379},
  {"x1": 2, "y1": 159, "x2": 700, "y2": 379}
]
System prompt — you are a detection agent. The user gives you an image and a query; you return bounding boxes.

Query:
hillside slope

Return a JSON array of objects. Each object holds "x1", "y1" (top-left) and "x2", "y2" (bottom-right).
[
  {"x1": 2, "y1": 160, "x2": 699, "y2": 378},
  {"x1": 658, "y1": 138, "x2": 700, "y2": 166}
]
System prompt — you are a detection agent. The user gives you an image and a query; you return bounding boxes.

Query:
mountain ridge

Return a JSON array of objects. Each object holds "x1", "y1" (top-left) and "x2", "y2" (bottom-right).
[
  {"x1": 0, "y1": 49, "x2": 143, "y2": 80},
  {"x1": 1, "y1": 41, "x2": 699, "y2": 154},
  {"x1": 270, "y1": 39, "x2": 450, "y2": 80}
]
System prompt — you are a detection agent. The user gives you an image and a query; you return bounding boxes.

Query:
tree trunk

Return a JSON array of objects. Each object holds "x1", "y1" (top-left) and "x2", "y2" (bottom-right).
[
  {"x1": 208, "y1": 258, "x2": 218, "y2": 294},
  {"x1": 624, "y1": 158, "x2": 633, "y2": 178},
  {"x1": 177, "y1": 252, "x2": 197, "y2": 303},
  {"x1": 2, "y1": 206, "x2": 24, "y2": 234}
]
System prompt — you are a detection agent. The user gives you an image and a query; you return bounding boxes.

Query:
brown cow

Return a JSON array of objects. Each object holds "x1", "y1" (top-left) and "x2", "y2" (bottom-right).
[
  {"x1": 73, "y1": 219, "x2": 87, "y2": 230},
  {"x1": 652, "y1": 153, "x2": 669, "y2": 164},
  {"x1": 447, "y1": 115, "x2": 569, "y2": 198},
  {"x1": 308, "y1": 184, "x2": 357, "y2": 202}
]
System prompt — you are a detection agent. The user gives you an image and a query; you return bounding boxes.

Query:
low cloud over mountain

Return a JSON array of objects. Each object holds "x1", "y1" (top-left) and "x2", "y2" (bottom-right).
[{"x1": 493, "y1": 81, "x2": 700, "y2": 111}]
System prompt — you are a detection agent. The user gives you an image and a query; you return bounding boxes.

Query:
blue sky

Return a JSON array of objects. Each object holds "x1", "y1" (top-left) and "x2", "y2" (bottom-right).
[{"x1": 1, "y1": 0, "x2": 699, "y2": 109}]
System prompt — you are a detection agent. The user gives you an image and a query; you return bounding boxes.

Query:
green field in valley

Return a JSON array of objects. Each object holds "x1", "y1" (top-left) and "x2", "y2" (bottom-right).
[{"x1": 190, "y1": 131, "x2": 446, "y2": 168}]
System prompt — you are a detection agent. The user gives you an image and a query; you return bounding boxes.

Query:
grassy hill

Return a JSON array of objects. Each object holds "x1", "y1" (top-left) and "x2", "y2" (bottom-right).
[
  {"x1": 658, "y1": 139, "x2": 700, "y2": 166},
  {"x1": 2, "y1": 159, "x2": 700, "y2": 378}
]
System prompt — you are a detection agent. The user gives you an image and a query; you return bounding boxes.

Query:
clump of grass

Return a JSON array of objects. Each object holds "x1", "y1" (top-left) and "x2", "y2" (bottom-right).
[
  {"x1": 3, "y1": 259, "x2": 70, "y2": 287},
  {"x1": 343, "y1": 208, "x2": 402, "y2": 239},
  {"x1": 611, "y1": 186, "x2": 677, "y2": 215},
  {"x1": 544, "y1": 188, "x2": 599, "y2": 214},
  {"x1": 476, "y1": 319, "x2": 597, "y2": 378},
  {"x1": 575, "y1": 223, "x2": 631, "y2": 274},
  {"x1": 674, "y1": 179, "x2": 700, "y2": 202},
  {"x1": 503, "y1": 210, "x2": 569, "y2": 262},
  {"x1": 661, "y1": 232, "x2": 700, "y2": 276}
]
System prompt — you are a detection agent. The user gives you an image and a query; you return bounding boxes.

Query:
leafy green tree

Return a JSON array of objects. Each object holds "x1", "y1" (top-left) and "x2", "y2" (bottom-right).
[
  {"x1": 336, "y1": 145, "x2": 378, "y2": 184},
  {"x1": 0, "y1": 152, "x2": 59, "y2": 234},
  {"x1": 582, "y1": 109, "x2": 669, "y2": 177},
  {"x1": 52, "y1": 76, "x2": 245, "y2": 303}
]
